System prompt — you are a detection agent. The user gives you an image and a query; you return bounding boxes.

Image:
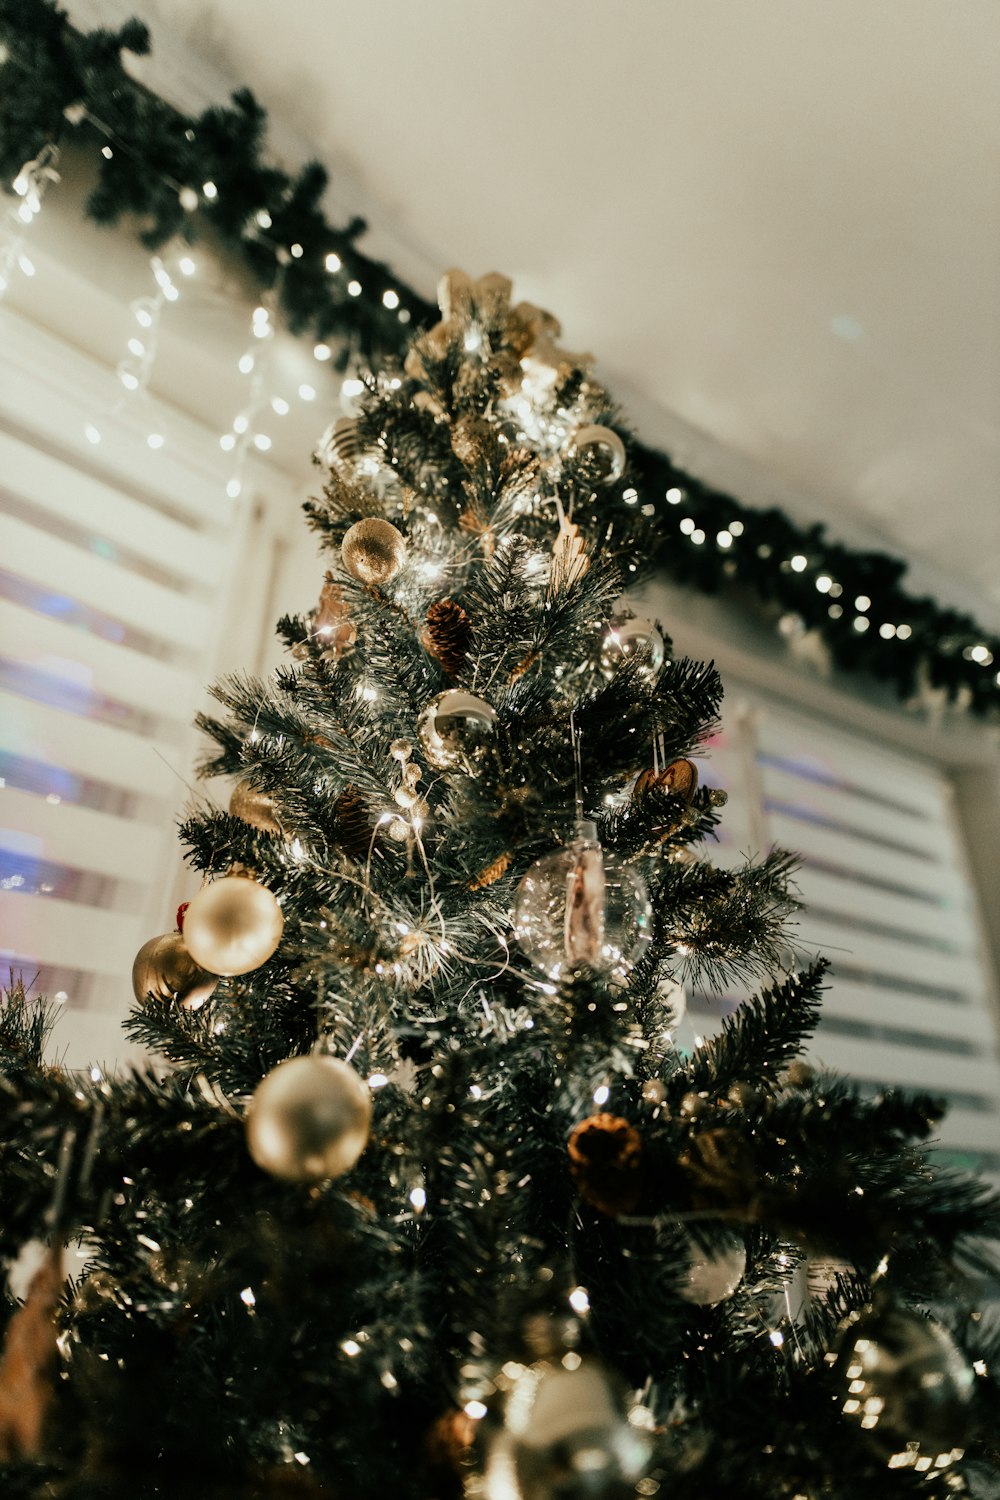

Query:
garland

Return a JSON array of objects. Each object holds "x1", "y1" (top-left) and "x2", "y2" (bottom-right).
[{"x1": 1, "y1": 0, "x2": 997, "y2": 719}]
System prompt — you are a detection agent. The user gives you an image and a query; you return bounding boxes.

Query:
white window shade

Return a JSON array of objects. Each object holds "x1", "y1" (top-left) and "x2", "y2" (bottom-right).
[
  {"x1": 0, "y1": 308, "x2": 256, "y2": 1066},
  {"x1": 688, "y1": 696, "x2": 1000, "y2": 1181}
]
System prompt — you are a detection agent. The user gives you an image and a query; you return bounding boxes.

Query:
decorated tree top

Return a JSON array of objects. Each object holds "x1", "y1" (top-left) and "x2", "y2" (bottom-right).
[{"x1": 0, "y1": 270, "x2": 998, "y2": 1500}]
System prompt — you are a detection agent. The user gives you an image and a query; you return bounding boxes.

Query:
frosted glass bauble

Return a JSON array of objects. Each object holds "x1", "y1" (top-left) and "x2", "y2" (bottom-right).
[
  {"x1": 182, "y1": 875, "x2": 283, "y2": 976},
  {"x1": 513, "y1": 823, "x2": 652, "y2": 984},
  {"x1": 246, "y1": 1055, "x2": 371, "y2": 1182}
]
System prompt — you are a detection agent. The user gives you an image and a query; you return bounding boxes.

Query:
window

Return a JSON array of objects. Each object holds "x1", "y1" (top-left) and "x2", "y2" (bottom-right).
[{"x1": 0, "y1": 307, "x2": 257, "y2": 1064}]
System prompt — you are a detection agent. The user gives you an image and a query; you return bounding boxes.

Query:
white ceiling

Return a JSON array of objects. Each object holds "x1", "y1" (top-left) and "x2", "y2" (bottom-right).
[{"x1": 70, "y1": 0, "x2": 1000, "y2": 616}]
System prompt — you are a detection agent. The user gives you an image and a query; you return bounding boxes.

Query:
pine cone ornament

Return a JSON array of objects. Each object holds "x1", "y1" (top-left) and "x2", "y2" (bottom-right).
[
  {"x1": 423, "y1": 599, "x2": 472, "y2": 677},
  {"x1": 467, "y1": 850, "x2": 512, "y2": 890},
  {"x1": 568, "y1": 1113, "x2": 643, "y2": 1217},
  {"x1": 334, "y1": 786, "x2": 372, "y2": 861}
]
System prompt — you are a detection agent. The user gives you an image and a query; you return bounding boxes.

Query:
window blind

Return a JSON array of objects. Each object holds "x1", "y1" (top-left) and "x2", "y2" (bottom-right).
[
  {"x1": 0, "y1": 308, "x2": 251, "y2": 1065},
  {"x1": 688, "y1": 698, "x2": 1000, "y2": 1182}
]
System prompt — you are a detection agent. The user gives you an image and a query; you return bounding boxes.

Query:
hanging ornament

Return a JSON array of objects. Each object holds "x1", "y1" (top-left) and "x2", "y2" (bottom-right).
[
  {"x1": 477, "y1": 1355, "x2": 652, "y2": 1500},
  {"x1": 513, "y1": 822, "x2": 652, "y2": 984},
  {"x1": 417, "y1": 690, "x2": 497, "y2": 771},
  {"x1": 422, "y1": 599, "x2": 473, "y2": 677},
  {"x1": 0, "y1": 1242, "x2": 62, "y2": 1461},
  {"x1": 131, "y1": 931, "x2": 217, "y2": 1009},
  {"x1": 334, "y1": 785, "x2": 373, "y2": 860},
  {"x1": 229, "y1": 780, "x2": 283, "y2": 835},
  {"x1": 317, "y1": 416, "x2": 376, "y2": 478},
  {"x1": 562, "y1": 424, "x2": 627, "y2": 486},
  {"x1": 832, "y1": 1304, "x2": 974, "y2": 1468},
  {"x1": 246, "y1": 1054, "x2": 372, "y2": 1182},
  {"x1": 655, "y1": 975, "x2": 688, "y2": 1028},
  {"x1": 599, "y1": 612, "x2": 666, "y2": 681},
  {"x1": 341, "y1": 517, "x2": 407, "y2": 586},
  {"x1": 181, "y1": 874, "x2": 284, "y2": 976},
  {"x1": 634, "y1": 757, "x2": 698, "y2": 805},
  {"x1": 633, "y1": 757, "x2": 699, "y2": 843},
  {"x1": 679, "y1": 1232, "x2": 747, "y2": 1306},
  {"x1": 548, "y1": 499, "x2": 590, "y2": 599},
  {"x1": 567, "y1": 1113, "x2": 643, "y2": 1217},
  {"x1": 310, "y1": 573, "x2": 357, "y2": 659}
]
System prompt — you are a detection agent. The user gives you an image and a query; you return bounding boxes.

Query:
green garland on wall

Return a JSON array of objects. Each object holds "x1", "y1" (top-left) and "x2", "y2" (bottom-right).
[{"x1": 2, "y1": 0, "x2": 998, "y2": 719}]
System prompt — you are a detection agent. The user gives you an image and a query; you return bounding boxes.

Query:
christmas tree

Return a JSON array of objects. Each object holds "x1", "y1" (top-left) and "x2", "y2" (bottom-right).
[{"x1": 2, "y1": 270, "x2": 999, "y2": 1500}]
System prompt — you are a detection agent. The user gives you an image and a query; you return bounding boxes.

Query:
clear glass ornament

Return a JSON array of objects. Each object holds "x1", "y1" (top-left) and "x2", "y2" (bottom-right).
[
  {"x1": 681, "y1": 1233, "x2": 747, "y2": 1306},
  {"x1": 599, "y1": 611, "x2": 666, "y2": 680},
  {"x1": 513, "y1": 822, "x2": 652, "y2": 984},
  {"x1": 417, "y1": 689, "x2": 497, "y2": 771}
]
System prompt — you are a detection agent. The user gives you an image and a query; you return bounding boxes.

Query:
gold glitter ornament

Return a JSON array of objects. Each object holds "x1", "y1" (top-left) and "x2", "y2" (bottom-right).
[
  {"x1": 246, "y1": 1054, "x2": 372, "y2": 1182},
  {"x1": 131, "y1": 931, "x2": 217, "y2": 1009},
  {"x1": 341, "y1": 517, "x2": 407, "y2": 586},
  {"x1": 181, "y1": 875, "x2": 284, "y2": 976},
  {"x1": 229, "y1": 780, "x2": 282, "y2": 834}
]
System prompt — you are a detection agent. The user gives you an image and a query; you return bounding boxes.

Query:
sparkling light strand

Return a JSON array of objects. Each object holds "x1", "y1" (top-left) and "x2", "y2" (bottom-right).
[{"x1": 0, "y1": 143, "x2": 60, "y2": 302}]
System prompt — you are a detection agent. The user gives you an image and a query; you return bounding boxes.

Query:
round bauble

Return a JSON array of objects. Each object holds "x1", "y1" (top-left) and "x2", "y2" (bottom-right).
[
  {"x1": 480, "y1": 1356, "x2": 651, "y2": 1500},
  {"x1": 246, "y1": 1054, "x2": 372, "y2": 1182},
  {"x1": 316, "y1": 417, "x2": 378, "y2": 479},
  {"x1": 417, "y1": 689, "x2": 498, "y2": 771},
  {"x1": 341, "y1": 517, "x2": 407, "y2": 586},
  {"x1": 229, "y1": 780, "x2": 282, "y2": 835},
  {"x1": 599, "y1": 612, "x2": 666, "y2": 681},
  {"x1": 833, "y1": 1304, "x2": 974, "y2": 1467},
  {"x1": 182, "y1": 875, "x2": 284, "y2": 977},
  {"x1": 563, "y1": 424, "x2": 627, "y2": 485},
  {"x1": 513, "y1": 823, "x2": 652, "y2": 984},
  {"x1": 131, "y1": 932, "x2": 217, "y2": 1009},
  {"x1": 680, "y1": 1233, "x2": 747, "y2": 1306}
]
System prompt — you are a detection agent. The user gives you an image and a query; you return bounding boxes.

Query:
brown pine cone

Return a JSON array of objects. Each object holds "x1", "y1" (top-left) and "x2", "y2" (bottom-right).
[
  {"x1": 334, "y1": 785, "x2": 372, "y2": 861},
  {"x1": 423, "y1": 599, "x2": 472, "y2": 677},
  {"x1": 467, "y1": 850, "x2": 512, "y2": 890},
  {"x1": 568, "y1": 1113, "x2": 643, "y2": 1217}
]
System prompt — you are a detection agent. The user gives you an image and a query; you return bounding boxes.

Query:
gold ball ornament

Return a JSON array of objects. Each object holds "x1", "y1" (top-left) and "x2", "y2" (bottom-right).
[
  {"x1": 478, "y1": 1355, "x2": 652, "y2": 1500},
  {"x1": 182, "y1": 875, "x2": 284, "y2": 976},
  {"x1": 246, "y1": 1054, "x2": 372, "y2": 1182},
  {"x1": 229, "y1": 780, "x2": 282, "y2": 835},
  {"x1": 341, "y1": 517, "x2": 407, "y2": 586},
  {"x1": 131, "y1": 932, "x2": 217, "y2": 1009}
]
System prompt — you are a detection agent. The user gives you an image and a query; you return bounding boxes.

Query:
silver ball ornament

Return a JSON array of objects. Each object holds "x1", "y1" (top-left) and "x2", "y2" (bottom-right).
[
  {"x1": 246, "y1": 1054, "x2": 372, "y2": 1182},
  {"x1": 341, "y1": 517, "x2": 407, "y2": 586},
  {"x1": 182, "y1": 875, "x2": 284, "y2": 976},
  {"x1": 680, "y1": 1234, "x2": 747, "y2": 1306},
  {"x1": 833, "y1": 1304, "x2": 974, "y2": 1467},
  {"x1": 599, "y1": 612, "x2": 666, "y2": 681},
  {"x1": 563, "y1": 424, "x2": 627, "y2": 485},
  {"x1": 417, "y1": 689, "x2": 497, "y2": 771},
  {"x1": 131, "y1": 932, "x2": 217, "y2": 1009},
  {"x1": 480, "y1": 1356, "x2": 652, "y2": 1500},
  {"x1": 513, "y1": 824, "x2": 652, "y2": 985}
]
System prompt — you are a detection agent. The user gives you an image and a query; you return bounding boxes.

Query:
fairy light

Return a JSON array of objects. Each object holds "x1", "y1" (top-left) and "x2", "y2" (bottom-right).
[
  {"x1": 879, "y1": 623, "x2": 896, "y2": 639},
  {"x1": 568, "y1": 1286, "x2": 590, "y2": 1315},
  {"x1": 290, "y1": 242, "x2": 304, "y2": 259},
  {"x1": 299, "y1": 383, "x2": 316, "y2": 401},
  {"x1": 853, "y1": 616, "x2": 869, "y2": 633},
  {"x1": 717, "y1": 531, "x2": 733, "y2": 548},
  {"x1": 815, "y1": 574, "x2": 833, "y2": 593},
  {"x1": 666, "y1": 486, "x2": 684, "y2": 504},
  {"x1": 382, "y1": 289, "x2": 399, "y2": 309},
  {"x1": 202, "y1": 180, "x2": 218, "y2": 199},
  {"x1": 313, "y1": 342, "x2": 332, "y2": 361},
  {"x1": 347, "y1": 279, "x2": 362, "y2": 296},
  {"x1": 790, "y1": 554, "x2": 808, "y2": 572},
  {"x1": 593, "y1": 1084, "x2": 610, "y2": 1106},
  {"x1": 178, "y1": 255, "x2": 196, "y2": 276},
  {"x1": 271, "y1": 396, "x2": 289, "y2": 415},
  {"x1": 325, "y1": 252, "x2": 342, "y2": 273},
  {"x1": 463, "y1": 1400, "x2": 488, "y2": 1421},
  {"x1": 855, "y1": 594, "x2": 871, "y2": 611},
  {"x1": 679, "y1": 517, "x2": 695, "y2": 535},
  {"x1": 238, "y1": 353, "x2": 255, "y2": 374}
]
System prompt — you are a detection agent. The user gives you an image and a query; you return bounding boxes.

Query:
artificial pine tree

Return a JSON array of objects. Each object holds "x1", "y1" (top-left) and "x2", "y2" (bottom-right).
[{"x1": 2, "y1": 270, "x2": 999, "y2": 1500}]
